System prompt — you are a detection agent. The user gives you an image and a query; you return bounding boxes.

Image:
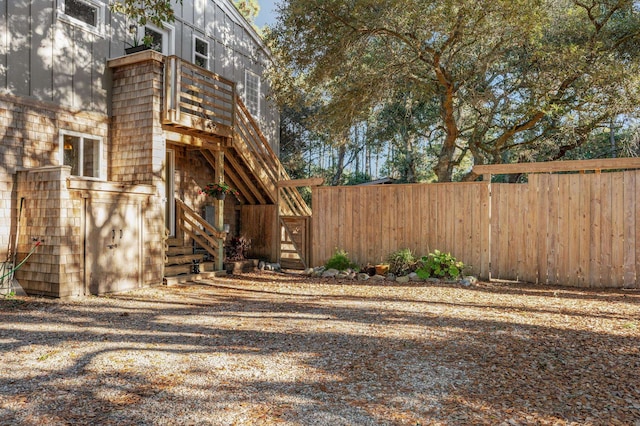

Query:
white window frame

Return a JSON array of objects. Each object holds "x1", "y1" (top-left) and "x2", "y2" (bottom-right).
[
  {"x1": 59, "y1": 130, "x2": 105, "y2": 180},
  {"x1": 56, "y1": 0, "x2": 105, "y2": 37},
  {"x1": 138, "y1": 22, "x2": 175, "y2": 56},
  {"x1": 244, "y1": 69, "x2": 260, "y2": 118},
  {"x1": 192, "y1": 35, "x2": 210, "y2": 70}
]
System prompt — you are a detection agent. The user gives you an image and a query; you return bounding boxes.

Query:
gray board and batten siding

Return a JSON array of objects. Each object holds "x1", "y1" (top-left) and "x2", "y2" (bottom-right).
[{"x1": 0, "y1": 0, "x2": 279, "y2": 150}]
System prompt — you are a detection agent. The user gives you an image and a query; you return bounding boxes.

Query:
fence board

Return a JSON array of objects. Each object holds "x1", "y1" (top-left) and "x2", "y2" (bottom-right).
[
  {"x1": 611, "y1": 173, "x2": 625, "y2": 287},
  {"x1": 535, "y1": 174, "x2": 549, "y2": 284},
  {"x1": 478, "y1": 183, "x2": 490, "y2": 279},
  {"x1": 636, "y1": 170, "x2": 640, "y2": 289},
  {"x1": 589, "y1": 173, "x2": 602, "y2": 287},
  {"x1": 600, "y1": 174, "x2": 613, "y2": 287},
  {"x1": 623, "y1": 171, "x2": 636, "y2": 287},
  {"x1": 568, "y1": 174, "x2": 581, "y2": 286},
  {"x1": 490, "y1": 184, "x2": 501, "y2": 278},
  {"x1": 557, "y1": 176, "x2": 570, "y2": 285},
  {"x1": 578, "y1": 174, "x2": 591, "y2": 287}
]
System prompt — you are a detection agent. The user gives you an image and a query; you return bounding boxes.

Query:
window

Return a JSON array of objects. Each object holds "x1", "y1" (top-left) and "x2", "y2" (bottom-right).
[
  {"x1": 57, "y1": 0, "x2": 104, "y2": 34},
  {"x1": 193, "y1": 36, "x2": 209, "y2": 69},
  {"x1": 138, "y1": 23, "x2": 175, "y2": 55},
  {"x1": 244, "y1": 70, "x2": 260, "y2": 118},
  {"x1": 60, "y1": 131, "x2": 103, "y2": 179}
]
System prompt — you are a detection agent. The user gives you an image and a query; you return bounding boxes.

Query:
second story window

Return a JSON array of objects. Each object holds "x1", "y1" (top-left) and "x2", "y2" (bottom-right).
[
  {"x1": 193, "y1": 36, "x2": 209, "y2": 69},
  {"x1": 139, "y1": 23, "x2": 175, "y2": 56},
  {"x1": 60, "y1": 131, "x2": 103, "y2": 179},
  {"x1": 57, "y1": 0, "x2": 104, "y2": 35},
  {"x1": 245, "y1": 70, "x2": 260, "y2": 118}
]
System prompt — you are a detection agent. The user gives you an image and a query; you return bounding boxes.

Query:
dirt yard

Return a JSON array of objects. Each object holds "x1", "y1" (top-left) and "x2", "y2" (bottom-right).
[{"x1": 1, "y1": 272, "x2": 639, "y2": 425}]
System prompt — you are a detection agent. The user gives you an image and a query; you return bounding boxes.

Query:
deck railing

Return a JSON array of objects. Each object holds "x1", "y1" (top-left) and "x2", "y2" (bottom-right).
[
  {"x1": 163, "y1": 56, "x2": 311, "y2": 217},
  {"x1": 163, "y1": 56, "x2": 236, "y2": 138}
]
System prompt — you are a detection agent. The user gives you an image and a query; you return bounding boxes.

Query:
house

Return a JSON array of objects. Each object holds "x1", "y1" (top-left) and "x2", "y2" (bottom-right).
[{"x1": 0, "y1": 0, "x2": 310, "y2": 297}]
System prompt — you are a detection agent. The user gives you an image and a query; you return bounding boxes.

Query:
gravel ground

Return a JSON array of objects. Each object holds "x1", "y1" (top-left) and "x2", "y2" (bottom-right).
[{"x1": 1, "y1": 272, "x2": 639, "y2": 425}]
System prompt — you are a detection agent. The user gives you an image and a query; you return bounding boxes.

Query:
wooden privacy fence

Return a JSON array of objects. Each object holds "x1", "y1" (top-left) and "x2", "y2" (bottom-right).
[
  {"x1": 312, "y1": 182, "x2": 491, "y2": 279},
  {"x1": 311, "y1": 158, "x2": 640, "y2": 288}
]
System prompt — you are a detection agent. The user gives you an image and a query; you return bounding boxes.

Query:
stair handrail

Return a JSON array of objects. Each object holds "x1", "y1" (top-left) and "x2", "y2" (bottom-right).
[
  {"x1": 234, "y1": 98, "x2": 312, "y2": 216},
  {"x1": 176, "y1": 199, "x2": 226, "y2": 262}
]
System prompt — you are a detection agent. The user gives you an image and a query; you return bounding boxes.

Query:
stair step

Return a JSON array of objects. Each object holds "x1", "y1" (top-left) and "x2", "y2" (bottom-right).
[
  {"x1": 164, "y1": 263, "x2": 194, "y2": 276},
  {"x1": 164, "y1": 262, "x2": 219, "y2": 279},
  {"x1": 166, "y1": 237, "x2": 183, "y2": 247},
  {"x1": 164, "y1": 270, "x2": 228, "y2": 286},
  {"x1": 165, "y1": 253, "x2": 204, "y2": 266},
  {"x1": 167, "y1": 246, "x2": 193, "y2": 256}
]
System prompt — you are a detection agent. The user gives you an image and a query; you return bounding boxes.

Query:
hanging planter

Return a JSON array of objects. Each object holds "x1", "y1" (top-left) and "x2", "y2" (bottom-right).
[{"x1": 200, "y1": 182, "x2": 239, "y2": 201}]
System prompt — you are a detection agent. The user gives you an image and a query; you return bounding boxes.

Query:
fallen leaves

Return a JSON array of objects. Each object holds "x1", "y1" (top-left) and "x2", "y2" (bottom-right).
[{"x1": 0, "y1": 273, "x2": 638, "y2": 425}]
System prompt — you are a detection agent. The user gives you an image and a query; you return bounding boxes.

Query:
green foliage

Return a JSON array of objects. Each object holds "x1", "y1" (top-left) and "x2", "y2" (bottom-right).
[
  {"x1": 386, "y1": 248, "x2": 416, "y2": 276},
  {"x1": 342, "y1": 171, "x2": 372, "y2": 186},
  {"x1": 325, "y1": 249, "x2": 357, "y2": 271},
  {"x1": 416, "y1": 250, "x2": 465, "y2": 280},
  {"x1": 109, "y1": 0, "x2": 183, "y2": 28},
  {"x1": 267, "y1": 0, "x2": 640, "y2": 182},
  {"x1": 233, "y1": 0, "x2": 260, "y2": 24},
  {"x1": 2, "y1": 290, "x2": 16, "y2": 299}
]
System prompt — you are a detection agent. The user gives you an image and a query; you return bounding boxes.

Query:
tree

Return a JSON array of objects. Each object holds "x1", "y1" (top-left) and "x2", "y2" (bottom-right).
[
  {"x1": 109, "y1": 0, "x2": 183, "y2": 28},
  {"x1": 267, "y1": 0, "x2": 640, "y2": 181},
  {"x1": 233, "y1": 0, "x2": 260, "y2": 24}
]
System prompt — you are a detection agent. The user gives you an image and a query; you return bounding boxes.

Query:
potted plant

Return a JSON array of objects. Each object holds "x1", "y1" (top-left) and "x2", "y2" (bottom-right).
[
  {"x1": 201, "y1": 182, "x2": 239, "y2": 200},
  {"x1": 124, "y1": 25, "x2": 152, "y2": 54}
]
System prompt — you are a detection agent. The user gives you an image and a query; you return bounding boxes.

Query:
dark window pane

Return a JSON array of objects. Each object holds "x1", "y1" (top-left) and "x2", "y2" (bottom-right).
[
  {"x1": 83, "y1": 138, "x2": 99, "y2": 177},
  {"x1": 65, "y1": 0, "x2": 97, "y2": 27},
  {"x1": 195, "y1": 38, "x2": 207, "y2": 56},
  {"x1": 145, "y1": 27, "x2": 163, "y2": 52},
  {"x1": 195, "y1": 56, "x2": 207, "y2": 68}
]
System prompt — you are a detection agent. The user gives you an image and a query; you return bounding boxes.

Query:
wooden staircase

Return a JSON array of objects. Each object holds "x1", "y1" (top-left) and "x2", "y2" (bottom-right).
[
  {"x1": 164, "y1": 237, "x2": 225, "y2": 285},
  {"x1": 162, "y1": 56, "x2": 313, "y2": 271}
]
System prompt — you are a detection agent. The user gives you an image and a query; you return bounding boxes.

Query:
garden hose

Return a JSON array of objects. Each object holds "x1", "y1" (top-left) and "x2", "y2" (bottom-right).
[{"x1": 0, "y1": 241, "x2": 41, "y2": 282}]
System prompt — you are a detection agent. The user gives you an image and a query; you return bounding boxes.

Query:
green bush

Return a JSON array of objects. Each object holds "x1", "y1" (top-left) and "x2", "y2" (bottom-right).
[
  {"x1": 386, "y1": 248, "x2": 416, "y2": 276},
  {"x1": 415, "y1": 250, "x2": 465, "y2": 280},
  {"x1": 325, "y1": 249, "x2": 358, "y2": 271}
]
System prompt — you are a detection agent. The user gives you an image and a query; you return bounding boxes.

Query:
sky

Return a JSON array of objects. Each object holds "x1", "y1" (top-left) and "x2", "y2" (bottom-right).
[{"x1": 254, "y1": 0, "x2": 280, "y2": 28}]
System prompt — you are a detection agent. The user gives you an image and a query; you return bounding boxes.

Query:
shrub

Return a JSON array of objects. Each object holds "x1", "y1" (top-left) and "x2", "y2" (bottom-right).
[
  {"x1": 225, "y1": 236, "x2": 251, "y2": 261},
  {"x1": 386, "y1": 248, "x2": 416, "y2": 276},
  {"x1": 416, "y1": 250, "x2": 465, "y2": 280},
  {"x1": 325, "y1": 249, "x2": 357, "y2": 271}
]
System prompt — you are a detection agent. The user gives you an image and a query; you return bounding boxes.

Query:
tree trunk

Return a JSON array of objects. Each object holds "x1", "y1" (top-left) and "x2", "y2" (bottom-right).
[{"x1": 331, "y1": 143, "x2": 347, "y2": 185}]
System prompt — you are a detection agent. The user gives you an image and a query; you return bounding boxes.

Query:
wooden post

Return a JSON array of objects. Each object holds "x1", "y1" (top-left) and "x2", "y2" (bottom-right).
[
  {"x1": 215, "y1": 149, "x2": 225, "y2": 271},
  {"x1": 276, "y1": 161, "x2": 281, "y2": 265}
]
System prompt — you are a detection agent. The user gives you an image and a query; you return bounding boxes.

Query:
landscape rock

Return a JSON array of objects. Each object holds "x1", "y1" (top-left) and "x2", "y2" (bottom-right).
[
  {"x1": 396, "y1": 275, "x2": 410, "y2": 284},
  {"x1": 357, "y1": 273, "x2": 370, "y2": 281},
  {"x1": 370, "y1": 274, "x2": 386, "y2": 282},
  {"x1": 408, "y1": 272, "x2": 422, "y2": 282},
  {"x1": 322, "y1": 268, "x2": 340, "y2": 278},
  {"x1": 462, "y1": 276, "x2": 479, "y2": 287}
]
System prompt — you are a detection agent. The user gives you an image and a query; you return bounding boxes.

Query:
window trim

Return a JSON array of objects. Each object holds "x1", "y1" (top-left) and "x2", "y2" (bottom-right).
[
  {"x1": 59, "y1": 130, "x2": 105, "y2": 180},
  {"x1": 56, "y1": 0, "x2": 105, "y2": 37},
  {"x1": 244, "y1": 69, "x2": 261, "y2": 118},
  {"x1": 137, "y1": 22, "x2": 175, "y2": 56},
  {"x1": 192, "y1": 35, "x2": 210, "y2": 70}
]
